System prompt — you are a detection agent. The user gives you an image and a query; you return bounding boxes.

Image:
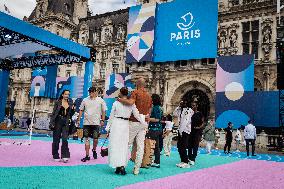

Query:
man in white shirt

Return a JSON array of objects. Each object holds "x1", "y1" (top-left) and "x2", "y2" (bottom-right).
[
  {"x1": 174, "y1": 100, "x2": 194, "y2": 168},
  {"x1": 77, "y1": 87, "x2": 107, "y2": 162},
  {"x1": 244, "y1": 120, "x2": 257, "y2": 156}
]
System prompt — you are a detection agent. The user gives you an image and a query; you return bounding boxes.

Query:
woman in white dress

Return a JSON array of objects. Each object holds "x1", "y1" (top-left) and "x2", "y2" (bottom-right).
[{"x1": 106, "y1": 87, "x2": 146, "y2": 175}]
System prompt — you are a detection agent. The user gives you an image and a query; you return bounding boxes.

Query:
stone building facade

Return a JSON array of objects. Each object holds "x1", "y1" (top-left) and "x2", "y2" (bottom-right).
[{"x1": 7, "y1": 0, "x2": 284, "y2": 124}]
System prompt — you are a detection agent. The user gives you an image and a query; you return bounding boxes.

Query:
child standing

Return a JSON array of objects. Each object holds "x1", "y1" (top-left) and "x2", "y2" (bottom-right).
[
  {"x1": 163, "y1": 114, "x2": 174, "y2": 157},
  {"x1": 203, "y1": 118, "x2": 215, "y2": 154},
  {"x1": 235, "y1": 128, "x2": 242, "y2": 152},
  {"x1": 214, "y1": 129, "x2": 220, "y2": 149}
]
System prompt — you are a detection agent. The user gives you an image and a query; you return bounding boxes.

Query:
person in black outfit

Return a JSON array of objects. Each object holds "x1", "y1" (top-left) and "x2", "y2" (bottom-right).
[
  {"x1": 26, "y1": 118, "x2": 31, "y2": 131},
  {"x1": 188, "y1": 102, "x2": 205, "y2": 165},
  {"x1": 224, "y1": 122, "x2": 233, "y2": 154},
  {"x1": 49, "y1": 90, "x2": 74, "y2": 163}
]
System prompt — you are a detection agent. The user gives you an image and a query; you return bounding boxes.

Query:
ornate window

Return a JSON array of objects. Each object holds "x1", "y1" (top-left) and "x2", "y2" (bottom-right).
[
  {"x1": 230, "y1": 0, "x2": 240, "y2": 6},
  {"x1": 102, "y1": 51, "x2": 108, "y2": 59},
  {"x1": 114, "y1": 49, "x2": 119, "y2": 56},
  {"x1": 100, "y1": 64, "x2": 106, "y2": 79},
  {"x1": 112, "y1": 64, "x2": 119, "y2": 74},
  {"x1": 242, "y1": 20, "x2": 259, "y2": 59}
]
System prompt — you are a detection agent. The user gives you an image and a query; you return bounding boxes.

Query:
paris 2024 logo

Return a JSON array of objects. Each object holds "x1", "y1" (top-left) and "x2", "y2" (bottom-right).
[{"x1": 170, "y1": 12, "x2": 201, "y2": 46}]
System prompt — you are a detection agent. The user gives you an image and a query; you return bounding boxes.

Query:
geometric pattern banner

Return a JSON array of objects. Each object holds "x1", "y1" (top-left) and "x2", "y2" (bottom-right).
[
  {"x1": 215, "y1": 91, "x2": 279, "y2": 128},
  {"x1": 126, "y1": 3, "x2": 156, "y2": 63},
  {"x1": 55, "y1": 76, "x2": 84, "y2": 99},
  {"x1": 30, "y1": 67, "x2": 84, "y2": 99},
  {"x1": 104, "y1": 73, "x2": 135, "y2": 98},
  {"x1": 216, "y1": 55, "x2": 279, "y2": 128},
  {"x1": 216, "y1": 54, "x2": 254, "y2": 96},
  {"x1": 215, "y1": 55, "x2": 255, "y2": 129}
]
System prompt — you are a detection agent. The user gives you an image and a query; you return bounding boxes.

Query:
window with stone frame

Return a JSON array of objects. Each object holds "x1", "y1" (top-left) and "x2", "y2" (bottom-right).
[
  {"x1": 230, "y1": 0, "x2": 239, "y2": 6},
  {"x1": 66, "y1": 70, "x2": 71, "y2": 77},
  {"x1": 77, "y1": 65, "x2": 82, "y2": 76},
  {"x1": 102, "y1": 50, "x2": 108, "y2": 59},
  {"x1": 277, "y1": 16, "x2": 284, "y2": 40},
  {"x1": 242, "y1": 20, "x2": 259, "y2": 59},
  {"x1": 126, "y1": 66, "x2": 130, "y2": 73},
  {"x1": 64, "y1": 3, "x2": 70, "y2": 12},
  {"x1": 114, "y1": 49, "x2": 119, "y2": 56},
  {"x1": 201, "y1": 58, "x2": 215, "y2": 65},
  {"x1": 112, "y1": 64, "x2": 119, "y2": 74},
  {"x1": 100, "y1": 63, "x2": 106, "y2": 79},
  {"x1": 242, "y1": 0, "x2": 254, "y2": 4}
]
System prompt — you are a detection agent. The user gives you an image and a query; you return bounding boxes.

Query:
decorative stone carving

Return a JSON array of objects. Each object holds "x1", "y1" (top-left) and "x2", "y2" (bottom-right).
[
  {"x1": 261, "y1": 18, "x2": 273, "y2": 61},
  {"x1": 37, "y1": 3, "x2": 43, "y2": 18},
  {"x1": 70, "y1": 33, "x2": 78, "y2": 42},
  {"x1": 219, "y1": 30, "x2": 227, "y2": 49},
  {"x1": 229, "y1": 30, "x2": 237, "y2": 47},
  {"x1": 227, "y1": 23, "x2": 239, "y2": 55},
  {"x1": 93, "y1": 31, "x2": 100, "y2": 44},
  {"x1": 218, "y1": 26, "x2": 228, "y2": 56},
  {"x1": 79, "y1": 24, "x2": 89, "y2": 45},
  {"x1": 104, "y1": 28, "x2": 112, "y2": 42},
  {"x1": 117, "y1": 26, "x2": 125, "y2": 40}
]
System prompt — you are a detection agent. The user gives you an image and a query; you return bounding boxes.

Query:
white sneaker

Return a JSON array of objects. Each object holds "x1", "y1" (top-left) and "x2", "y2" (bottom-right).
[
  {"x1": 133, "y1": 167, "x2": 139, "y2": 175},
  {"x1": 62, "y1": 158, "x2": 69, "y2": 163},
  {"x1": 236, "y1": 150, "x2": 240, "y2": 152},
  {"x1": 179, "y1": 162, "x2": 190, "y2": 168},
  {"x1": 53, "y1": 158, "x2": 60, "y2": 162},
  {"x1": 189, "y1": 160, "x2": 195, "y2": 166},
  {"x1": 176, "y1": 162, "x2": 184, "y2": 167}
]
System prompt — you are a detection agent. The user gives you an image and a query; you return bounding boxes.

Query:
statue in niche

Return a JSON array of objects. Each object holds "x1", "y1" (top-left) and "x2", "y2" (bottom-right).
[
  {"x1": 104, "y1": 28, "x2": 112, "y2": 42},
  {"x1": 80, "y1": 31, "x2": 88, "y2": 45},
  {"x1": 262, "y1": 27, "x2": 271, "y2": 44},
  {"x1": 229, "y1": 30, "x2": 237, "y2": 47},
  {"x1": 117, "y1": 26, "x2": 124, "y2": 40},
  {"x1": 262, "y1": 26, "x2": 272, "y2": 55},
  {"x1": 38, "y1": 4, "x2": 43, "y2": 18},
  {"x1": 93, "y1": 32, "x2": 100, "y2": 44},
  {"x1": 219, "y1": 31, "x2": 226, "y2": 49},
  {"x1": 70, "y1": 33, "x2": 78, "y2": 42}
]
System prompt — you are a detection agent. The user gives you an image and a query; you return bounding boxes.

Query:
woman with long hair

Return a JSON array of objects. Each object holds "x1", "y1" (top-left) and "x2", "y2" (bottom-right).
[
  {"x1": 147, "y1": 94, "x2": 163, "y2": 168},
  {"x1": 49, "y1": 90, "x2": 74, "y2": 163}
]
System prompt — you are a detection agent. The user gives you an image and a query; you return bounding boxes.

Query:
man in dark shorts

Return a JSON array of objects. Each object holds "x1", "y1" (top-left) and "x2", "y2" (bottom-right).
[{"x1": 77, "y1": 87, "x2": 107, "y2": 162}]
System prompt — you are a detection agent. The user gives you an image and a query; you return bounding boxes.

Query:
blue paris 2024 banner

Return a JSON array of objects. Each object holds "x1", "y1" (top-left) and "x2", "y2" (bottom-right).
[{"x1": 153, "y1": 0, "x2": 218, "y2": 62}]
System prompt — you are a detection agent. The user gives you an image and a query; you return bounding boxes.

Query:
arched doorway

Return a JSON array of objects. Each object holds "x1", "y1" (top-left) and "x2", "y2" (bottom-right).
[{"x1": 182, "y1": 89, "x2": 210, "y2": 119}]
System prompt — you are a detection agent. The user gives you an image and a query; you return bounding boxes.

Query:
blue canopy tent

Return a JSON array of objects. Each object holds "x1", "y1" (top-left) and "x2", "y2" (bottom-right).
[{"x1": 0, "y1": 11, "x2": 95, "y2": 123}]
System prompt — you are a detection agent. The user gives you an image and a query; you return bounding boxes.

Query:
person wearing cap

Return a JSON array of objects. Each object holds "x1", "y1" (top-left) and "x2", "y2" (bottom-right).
[{"x1": 77, "y1": 87, "x2": 107, "y2": 162}]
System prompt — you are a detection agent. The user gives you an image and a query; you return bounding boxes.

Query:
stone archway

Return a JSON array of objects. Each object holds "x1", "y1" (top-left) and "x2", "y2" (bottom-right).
[
  {"x1": 168, "y1": 80, "x2": 214, "y2": 118},
  {"x1": 182, "y1": 89, "x2": 210, "y2": 119}
]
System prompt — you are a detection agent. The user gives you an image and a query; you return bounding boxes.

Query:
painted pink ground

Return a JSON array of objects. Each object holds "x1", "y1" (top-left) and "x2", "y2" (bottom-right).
[
  {"x1": 0, "y1": 139, "x2": 107, "y2": 167},
  {"x1": 118, "y1": 160, "x2": 284, "y2": 189}
]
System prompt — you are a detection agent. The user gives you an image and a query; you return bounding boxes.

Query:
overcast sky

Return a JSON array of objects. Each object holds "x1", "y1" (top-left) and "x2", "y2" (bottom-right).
[{"x1": 0, "y1": 0, "x2": 136, "y2": 19}]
